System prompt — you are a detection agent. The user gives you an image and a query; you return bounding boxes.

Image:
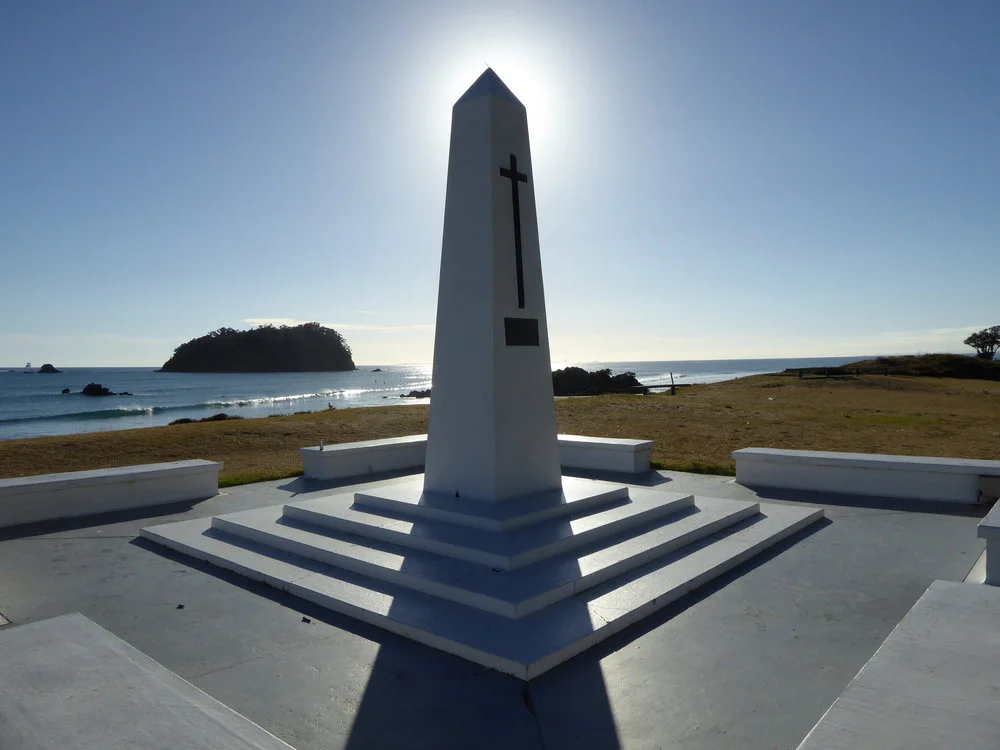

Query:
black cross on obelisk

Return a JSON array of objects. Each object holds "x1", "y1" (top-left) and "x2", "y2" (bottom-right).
[{"x1": 499, "y1": 153, "x2": 527, "y2": 309}]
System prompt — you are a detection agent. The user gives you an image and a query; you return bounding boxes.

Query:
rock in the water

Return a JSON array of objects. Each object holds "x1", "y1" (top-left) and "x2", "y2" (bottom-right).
[
  {"x1": 551, "y1": 367, "x2": 646, "y2": 396},
  {"x1": 81, "y1": 383, "x2": 133, "y2": 396},
  {"x1": 61, "y1": 388, "x2": 71, "y2": 394},
  {"x1": 82, "y1": 383, "x2": 114, "y2": 396},
  {"x1": 401, "y1": 389, "x2": 431, "y2": 399},
  {"x1": 38, "y1": 363, "x2": 62, "y2": 373}
]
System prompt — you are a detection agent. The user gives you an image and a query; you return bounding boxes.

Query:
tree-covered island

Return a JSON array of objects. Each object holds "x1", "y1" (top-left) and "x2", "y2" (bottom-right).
[{"x1": 160, "y1": 323, "x2": 356, "y2": 372}]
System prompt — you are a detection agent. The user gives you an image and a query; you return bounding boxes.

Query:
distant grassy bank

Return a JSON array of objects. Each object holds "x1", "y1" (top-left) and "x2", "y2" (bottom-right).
[
  {"x1": 797, "y1": 352, "x2": 1000, "y2": 380},
  {"x1": 2, "y1": 369, "x2": 999, "y2": 485}
]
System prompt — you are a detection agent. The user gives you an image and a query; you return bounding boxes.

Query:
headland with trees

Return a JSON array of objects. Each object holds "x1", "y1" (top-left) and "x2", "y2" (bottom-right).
[{"x1": 160, "y1": 323, "x2": 355, "y2": 373}]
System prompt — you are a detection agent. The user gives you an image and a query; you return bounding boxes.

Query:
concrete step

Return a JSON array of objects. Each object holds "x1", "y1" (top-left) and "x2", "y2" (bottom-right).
[
  {"x1": 210, "y1": 495, "x2": 760, "y2": 617},
  {"x1": 280, "y1": 488, "x2": 695, "y2": 570},
  {"x1": 141, "y1": 500, "x2": 823, "y2": 679},
  {"x1": 353, "y1": 475, "x2": 629, "y2": 531}
]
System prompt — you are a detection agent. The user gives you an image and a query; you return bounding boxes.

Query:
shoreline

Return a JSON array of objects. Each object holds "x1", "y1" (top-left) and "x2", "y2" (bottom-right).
[
  {"x1": 0, "y1": 372, "x2": 764, "y2": 444},
  {"x1": 0, "y1": 369, "x2": 835, "y2": 444},
  {"x1": 0, "y1": 357, "x2": 874, "y2": 442},
  {"x1": 2, "y1": 372, "x2": 999, "y2": 486},
  {"x1": 0, "y1": 398, "x2": 431, "y2": 444}
]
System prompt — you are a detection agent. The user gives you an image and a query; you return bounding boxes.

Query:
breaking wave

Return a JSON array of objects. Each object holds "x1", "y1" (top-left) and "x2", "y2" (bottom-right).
[
  {"x1": 0, "y1": 406, "x2": 173, "y2": 425},
  {"x1": 0, "y1": 390, "x2": 370, "y2": 426}
]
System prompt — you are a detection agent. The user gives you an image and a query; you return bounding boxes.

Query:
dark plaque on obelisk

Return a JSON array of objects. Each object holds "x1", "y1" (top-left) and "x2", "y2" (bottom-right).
[{"x1": 504, "y1": 317, "x2": 539, "y2": 346}]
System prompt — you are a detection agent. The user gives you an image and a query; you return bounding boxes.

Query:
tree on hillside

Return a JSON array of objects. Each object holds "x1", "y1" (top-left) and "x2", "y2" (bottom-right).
[{"x1": 964, "y1": 326, "x2": 1000, "y2": 360}]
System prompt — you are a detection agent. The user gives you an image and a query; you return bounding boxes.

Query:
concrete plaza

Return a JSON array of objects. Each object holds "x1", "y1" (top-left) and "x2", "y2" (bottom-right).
[{"x1": 0, "y1": 467, "x2": 984, "y2": 749}]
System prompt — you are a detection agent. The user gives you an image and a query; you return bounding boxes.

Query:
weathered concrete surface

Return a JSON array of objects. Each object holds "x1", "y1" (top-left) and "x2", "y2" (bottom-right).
[
  {"x1": 798, "y1": 580, "x2": 1000, "y2": 750},
  {"x1": 0, "y1": 470, "x2": 984, "y2": 749},
  {"x1": 0, "y1": 612, "x2": 292, "y2": 749}
]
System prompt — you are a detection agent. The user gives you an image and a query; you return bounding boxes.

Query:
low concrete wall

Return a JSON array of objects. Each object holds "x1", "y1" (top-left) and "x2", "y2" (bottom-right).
[
  {"x1": 300, "y1": 435, "x2": 427, "y2": 481},
  {"x1": 557, "y1": 434, "x2": 655, "y2": 474},
  {"x1": 0, "y1": 460, "x2": 222, "y2": 529},
  {"x1": 300, "y1": 434, "x2": 655, "y2": 481},
  {"x1": 734, "y1": 447, "x2": 1000, "y2": 505}
]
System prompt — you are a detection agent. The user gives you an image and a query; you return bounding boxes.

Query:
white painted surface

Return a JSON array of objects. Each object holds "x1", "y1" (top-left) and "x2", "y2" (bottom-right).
[
  {"x1": 300, "y1": 435, "x2": 426, "y2": 480},
  {"x1": 300, "y1": 434, "x2": 654, "y2": 480},
  {"x1": 965, "y1": 550, "x2": 987, "y2": 584},
  {"x1": 354, "y1": 475, "x2": 629, "y2": 531},
  {"x1": 423, "y1": 69, "x2": 561, "y2": 502},
  {"x1": 0, "y1": 460, "x2": 221, "y2": 528},
  {"x1": 797, "y1": 580, "x2": 1000, "y2": 750},
  {"x1": 734, "y1": 447, "x2": 1000, "y2": 503},
  {"x1": 189, "y1": 495, "x2": 757, "y2": 618},
  {"x1": 0, "y1": 612, "x2": 293, "y2": 750},
  {"x1": 558, "y1": 434, "x2": 654, "y2": 474},
  {"x1": 283, "y1": 486, "x2": 694, "y2": 570},
  {"x1": 142, "y1": 494, "x2": 822, "y2": 679}
]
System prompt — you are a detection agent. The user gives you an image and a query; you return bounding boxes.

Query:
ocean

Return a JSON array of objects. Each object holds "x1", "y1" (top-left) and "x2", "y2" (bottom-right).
[{"x1": 0, "y1": 357, "x2": 867, "y2": 441}]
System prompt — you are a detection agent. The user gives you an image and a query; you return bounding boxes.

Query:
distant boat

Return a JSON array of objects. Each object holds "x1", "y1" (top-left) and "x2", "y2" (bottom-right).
[{"x1": 25, "y1": 362, "x2": 31, "y2": 368}]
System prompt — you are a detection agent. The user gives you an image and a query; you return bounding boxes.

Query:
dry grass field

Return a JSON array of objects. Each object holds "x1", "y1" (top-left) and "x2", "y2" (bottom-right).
[
  {"x1": 2, "y1": 373, "x2": 999, "y2": 485},
  {"x1": 559, "y1": 373, "x2": 1000, "y2": 474},
  {"x1": 0, "y1": 405, "x2": 429, "y2": 487}
]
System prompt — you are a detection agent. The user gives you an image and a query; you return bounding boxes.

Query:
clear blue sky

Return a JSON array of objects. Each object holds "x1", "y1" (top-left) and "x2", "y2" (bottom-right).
[{"x1": 2, "y1": 1, "x2": 997, "y2": 366}]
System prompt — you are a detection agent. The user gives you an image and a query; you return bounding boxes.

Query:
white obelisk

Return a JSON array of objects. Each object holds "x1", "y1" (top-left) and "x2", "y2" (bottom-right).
[{"x1": 423, "y1": 69, "x2": 562, "y2": 503}]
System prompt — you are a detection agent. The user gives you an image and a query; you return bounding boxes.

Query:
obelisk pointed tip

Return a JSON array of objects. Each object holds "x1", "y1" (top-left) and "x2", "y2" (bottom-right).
[{"x1": 455, "y1": 68, "x2": 523, "y2": 107}]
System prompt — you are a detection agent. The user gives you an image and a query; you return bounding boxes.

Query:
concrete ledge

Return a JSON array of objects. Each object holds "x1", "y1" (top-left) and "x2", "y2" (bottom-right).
[
  {"x1": 300, "y1": 435, "x2": 427, "y2": 480},
  {"x1": 0, "y1": 460, "x2": 222, "y2": 529},
  {"x1": 797, "y1": 580, "x2": 1000, "y2": 750},
  {"x1": 734, "y1": 447, "x2": 1000, "y2": 504},
  {"x1": 300, "y1": 434, "x2": 655, "y2": 480},
  {"x1": 0, "y1": 612, "x2": 293, "y2": 749},
  {"x1": 557, "y1": 434, "x2": 654, "y2": 474}
]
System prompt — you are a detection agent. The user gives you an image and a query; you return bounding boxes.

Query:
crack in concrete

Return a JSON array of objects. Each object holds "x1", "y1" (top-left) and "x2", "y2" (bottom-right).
[
  {"x1": 592, "y1": 608, "x2": 612, "y2": 627},
  {"x1": 188, "y1": 630, "x2": 345, "y2": 681},
  {"x1": 521, "y1": 683, "x2": 547, "y2": 749}
]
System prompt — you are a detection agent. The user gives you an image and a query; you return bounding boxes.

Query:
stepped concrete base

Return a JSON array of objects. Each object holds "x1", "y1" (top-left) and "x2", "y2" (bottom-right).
[
  {"x1": 142, "y1": 475, "x2": 823, "y2": 679},
  {"x1": 0, "y1": 612, "x2": 293, "y2": 750},
  {"x1": 797, "y1": 580, "x2": 1000, "y2": 750}
]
